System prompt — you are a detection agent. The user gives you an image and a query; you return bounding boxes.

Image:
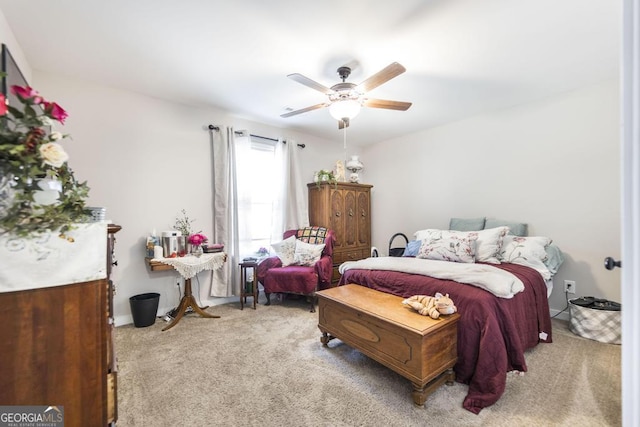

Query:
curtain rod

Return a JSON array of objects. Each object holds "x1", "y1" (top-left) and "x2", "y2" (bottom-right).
[
  {"x1": 234, "y1": 131, "x2": 305, "y2": 148},
  {"x1": 208, "y1": 125, "x2": 305, "y2": 148}
]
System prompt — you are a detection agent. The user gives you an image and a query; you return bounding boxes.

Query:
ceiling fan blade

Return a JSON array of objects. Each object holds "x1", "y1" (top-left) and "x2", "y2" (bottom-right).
[
  {"x1": 363, "y1": 98, "x2": 412, "y2": 111},
  {"x1": 280, "y1": 103, "x2": 328, "y2": 118},
  {"x1": 338, "y1": 118, "x2": 350, "y2": 129},
  {"x1": 357, "y1": 62, "x2": 406, "y2": 92},
  {"x1": 287, "y1": 73, "x2": 334, "y2": 94}
]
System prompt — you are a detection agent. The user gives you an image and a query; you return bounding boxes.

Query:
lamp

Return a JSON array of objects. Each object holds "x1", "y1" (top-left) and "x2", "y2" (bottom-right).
[
  {"x1": 329, "y1": 99, "x2": 361, "y2": 121},
  {"x1": 345, "y1": 155, "x2": 364, "y2": 183}
]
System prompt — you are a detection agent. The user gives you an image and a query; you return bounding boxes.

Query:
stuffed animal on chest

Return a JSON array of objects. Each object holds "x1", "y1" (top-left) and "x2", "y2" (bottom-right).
[{"x1": 402, "y1": 292, "x2": 457, "y2": 319}]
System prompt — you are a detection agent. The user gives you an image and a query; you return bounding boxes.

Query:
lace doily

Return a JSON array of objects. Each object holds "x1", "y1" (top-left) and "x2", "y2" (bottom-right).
[{"x1": 152, "y1": 252, "x2": 226, "y2": 279}]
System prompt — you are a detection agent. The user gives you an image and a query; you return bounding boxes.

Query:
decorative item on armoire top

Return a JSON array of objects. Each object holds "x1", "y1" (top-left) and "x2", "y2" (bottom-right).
[
  {"x1": 313, "y1": 169, "x2": 337, "y2": 188},
  {"x1": 0, "y1": 83, "x2": 91, "y2": 239},
  {"x1": 346, "y1": 155, "x2": 364, "y2": 183},
  {"x1": 334, "y1": 159, "x2": 345, "y2": 181}
]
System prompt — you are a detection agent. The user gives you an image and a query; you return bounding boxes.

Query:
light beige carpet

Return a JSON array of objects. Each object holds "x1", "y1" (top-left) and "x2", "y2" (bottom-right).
[{"x1": 114, "y1": 295, "x2": 621, "y2": 427}]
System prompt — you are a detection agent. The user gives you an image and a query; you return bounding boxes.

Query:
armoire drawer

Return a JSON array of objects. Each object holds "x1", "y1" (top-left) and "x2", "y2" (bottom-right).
[{"x1": 333, "y1": 249, "x2": 368, "y2": 264}]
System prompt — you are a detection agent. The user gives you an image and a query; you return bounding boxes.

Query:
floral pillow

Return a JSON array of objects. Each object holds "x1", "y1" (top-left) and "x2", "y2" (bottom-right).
[
  {"x1": 499, "y1": 235, "x2": 552, "y2": 279},
  {"x1": 414, "y1": 227, "x2": 507, "y2": 264},
  {"x1": 271, "y1": 235, "x2": 297, "y2": 266},
  {"x1": 292, "y1": 240, "x2": 326, "y2": 267},
  {"x1": 473, "y1": 226, "x2": 509, "y2": 264},
  {"x1": 416, "y1": 230, "x2": 478, "y2": 263}
]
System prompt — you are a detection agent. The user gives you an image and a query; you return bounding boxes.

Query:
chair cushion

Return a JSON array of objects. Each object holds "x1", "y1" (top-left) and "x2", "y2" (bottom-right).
[
  {"x1": 296, "y1": 226, "x2": 328, "y2": 244},
  {"x1": 262, "y1": 265, "x2": 320, "y2": 295}
]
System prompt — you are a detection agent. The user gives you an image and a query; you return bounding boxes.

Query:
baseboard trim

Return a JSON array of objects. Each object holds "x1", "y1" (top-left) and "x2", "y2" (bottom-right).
[
  {"x1": 115, "y1": 297, "x2": 239, "y2": 327},
  {"x1": 550, "y1": 308, "x2": 570, "y2": 321}
]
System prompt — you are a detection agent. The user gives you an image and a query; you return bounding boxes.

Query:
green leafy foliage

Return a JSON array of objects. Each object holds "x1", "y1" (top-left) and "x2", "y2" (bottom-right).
[{"x1": 0, "y1": 82, "x2": 91, "y2": 238}]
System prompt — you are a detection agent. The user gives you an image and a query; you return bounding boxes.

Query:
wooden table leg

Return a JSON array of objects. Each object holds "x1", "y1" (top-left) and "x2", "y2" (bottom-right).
[
  {"x1": 162, "y1": 278, "x2": 219, "y2": 331},
  {"x1": 251, "y1": 269, "x2": 257, "y2": 310}
]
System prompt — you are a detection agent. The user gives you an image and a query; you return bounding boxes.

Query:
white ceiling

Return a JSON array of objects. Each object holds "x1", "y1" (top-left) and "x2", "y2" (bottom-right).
[{"x1": 0, "y1": 0, "x2": 620, "y2": 146}]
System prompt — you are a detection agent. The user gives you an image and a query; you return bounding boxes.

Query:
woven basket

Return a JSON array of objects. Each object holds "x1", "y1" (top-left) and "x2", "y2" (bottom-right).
[{"x1": 569, "y1": 300, "x2": 621, "y2": 344}]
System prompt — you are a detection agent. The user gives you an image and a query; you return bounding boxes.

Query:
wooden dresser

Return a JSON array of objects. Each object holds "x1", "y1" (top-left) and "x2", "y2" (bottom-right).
[
  {"x1": 308, "y1": 182, "x2": 372, "y2": 283},
  {"x1": 0, "y1": 224, "x2": 120, "y2": 426}
]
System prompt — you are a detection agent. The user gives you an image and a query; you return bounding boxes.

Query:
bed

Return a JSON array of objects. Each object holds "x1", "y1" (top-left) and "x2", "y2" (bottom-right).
[{"x1": 337, "y1": 218, "x2": 563, "y2": 414}]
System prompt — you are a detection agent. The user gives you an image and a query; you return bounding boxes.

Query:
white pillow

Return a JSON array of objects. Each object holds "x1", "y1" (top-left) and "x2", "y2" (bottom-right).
[
  {"x1": 474, "y1": 226, "x2": 509, "y2": 264},
  {"x1": 499, "y1": 235, "x2": 552, "y2": 279},
  {"x1": 414, "y1": 228, "x2": 437, "y2": 241},
  {"x1": 292, "y1": 240, "x2": 326, "y2": 267},
  {"x1": 416, "y1": 230, "x2": 477, "y2": 263},
  {"x1": 271, "y1": 235, "x2": 296, "y2": 266}
]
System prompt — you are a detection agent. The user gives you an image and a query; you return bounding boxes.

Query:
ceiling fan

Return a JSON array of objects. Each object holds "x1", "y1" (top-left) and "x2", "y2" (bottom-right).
[{"x1": 281, "y1": 62, "x2": 412, "y2": 129}]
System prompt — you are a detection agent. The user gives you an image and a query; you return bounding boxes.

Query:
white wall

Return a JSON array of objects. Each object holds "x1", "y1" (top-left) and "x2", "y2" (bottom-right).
[
  {"x1": 30, "y1": 71, "x2": 341, "y2": 325},
  {"x1": 363, "y1": 80, "x2": 621, "y2": 316}
]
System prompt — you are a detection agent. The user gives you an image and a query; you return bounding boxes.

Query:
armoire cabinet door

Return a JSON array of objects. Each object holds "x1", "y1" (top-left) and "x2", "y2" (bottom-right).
[
  {"x1": 343, "y1": 189, "x2": 357, "y2": 249},
  {"x1": 356, "y1": 189, "x2": 370, "y2": 247},
  {"x1": 329, "y1": 188, "x2": 345, "y2": 249}
]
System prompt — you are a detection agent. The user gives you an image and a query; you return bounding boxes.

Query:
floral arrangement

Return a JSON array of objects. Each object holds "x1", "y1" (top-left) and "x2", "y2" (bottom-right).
[
  {"x1": 256, "y1": 247, "x2": 269, "y2": 256},
  {"x1": 174, "y1": 209, "x2": 200, "y2": 236},
  {"x1": 313, "y1": 169, "x2": 337, "y2": 188},
  {"x1": 188, "y1": 233, "x2": 208, "y2": 246},
  {"x1": 0, "y1": 83, "x2": 90, "y2": 239}
]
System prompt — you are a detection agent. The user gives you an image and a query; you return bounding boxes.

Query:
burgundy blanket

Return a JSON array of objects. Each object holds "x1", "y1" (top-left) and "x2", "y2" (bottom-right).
[{"x1": 338, "y1": 262, "x2": 552, "y2": 414}]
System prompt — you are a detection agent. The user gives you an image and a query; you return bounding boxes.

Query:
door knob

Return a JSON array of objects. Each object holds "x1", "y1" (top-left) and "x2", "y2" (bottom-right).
[{"x1": 604, "y1": 257, "x2": 621, "y2": 270}]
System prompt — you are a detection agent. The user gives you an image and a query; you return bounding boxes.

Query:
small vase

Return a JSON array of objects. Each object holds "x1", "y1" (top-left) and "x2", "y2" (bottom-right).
[{"x1": 193, "y1": 245, "x2": 203, "y2": 257}]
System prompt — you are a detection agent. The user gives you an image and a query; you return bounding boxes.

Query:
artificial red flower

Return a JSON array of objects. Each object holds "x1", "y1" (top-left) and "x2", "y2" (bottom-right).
[
  {"x1": 0, "y1": 93, "x2": 7, "y2": 116},
  {"x1": 43, "y1": 101, "x2": 68, "y2": 124},
  {"x1": 188, "y1": 233, "x2": 208, "y2": 246},
  {"x1": 10, "y1": 85, "x2": 43, "y2": 104}
]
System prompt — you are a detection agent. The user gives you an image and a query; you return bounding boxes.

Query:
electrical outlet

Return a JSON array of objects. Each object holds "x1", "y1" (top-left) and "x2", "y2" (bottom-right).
[{"x1": 564, "y1": 280, "x2": 576, "y2": 294}]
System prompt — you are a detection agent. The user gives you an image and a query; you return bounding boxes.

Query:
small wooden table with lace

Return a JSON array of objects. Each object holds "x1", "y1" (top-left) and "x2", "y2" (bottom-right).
[{"x1": 148, "y1": 252, "x2": 227, "y2": 330}]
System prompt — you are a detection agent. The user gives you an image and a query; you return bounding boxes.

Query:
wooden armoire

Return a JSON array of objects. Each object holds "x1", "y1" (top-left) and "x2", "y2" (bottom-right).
[{"x1": 308, "y1": 182, "x2": 372, "y2": 283}]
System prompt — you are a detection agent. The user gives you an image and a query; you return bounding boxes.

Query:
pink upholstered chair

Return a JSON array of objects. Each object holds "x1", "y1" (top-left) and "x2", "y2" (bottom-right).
[{"x1": 256, "y1": 227, "x2": 335, "y2": 312}]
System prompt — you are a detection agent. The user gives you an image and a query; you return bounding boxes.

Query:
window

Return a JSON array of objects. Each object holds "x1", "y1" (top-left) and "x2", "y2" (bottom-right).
[{"x1": 236, "y1": 136, "x2": 280, "y2": 258}]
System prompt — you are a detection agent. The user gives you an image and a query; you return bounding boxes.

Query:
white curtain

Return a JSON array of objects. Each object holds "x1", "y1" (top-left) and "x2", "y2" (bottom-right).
[
  {"x1": 272, "y1": 138, "x2": 308, "y2": 240},
  {"x1": 209, "y1": 127, "x2": 250, "y2": 297},
  {"x1": 280, "y1": 139, "x2": 309, "y2": 231}
]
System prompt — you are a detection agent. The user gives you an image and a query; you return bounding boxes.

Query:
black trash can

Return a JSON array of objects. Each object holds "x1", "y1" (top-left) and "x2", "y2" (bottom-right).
[{"x1": 129, "y1": 292, "x2": 160, "y2": 328}]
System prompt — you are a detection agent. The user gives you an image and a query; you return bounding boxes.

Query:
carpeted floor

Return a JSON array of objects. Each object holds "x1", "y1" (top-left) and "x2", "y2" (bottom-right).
[{"x1": 114, "y1": 295, "x2": 621, "y2": 426}]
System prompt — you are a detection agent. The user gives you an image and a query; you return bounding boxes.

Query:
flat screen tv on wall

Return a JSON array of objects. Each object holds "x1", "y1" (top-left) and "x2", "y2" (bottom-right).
[{"x1": 1, "y1": 43, "x2": 29, "y2": 110}]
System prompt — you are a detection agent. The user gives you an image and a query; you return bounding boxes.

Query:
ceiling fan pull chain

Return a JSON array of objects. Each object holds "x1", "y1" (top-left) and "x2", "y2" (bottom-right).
[{"x1": 343, "y1": 125, "x2": 348, "y2": 163}]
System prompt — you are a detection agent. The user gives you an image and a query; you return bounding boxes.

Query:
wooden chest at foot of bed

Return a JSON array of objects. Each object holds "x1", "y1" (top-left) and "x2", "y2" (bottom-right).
[{"x1": 317, "y1": 284, "x2": 459, "y2": 406}]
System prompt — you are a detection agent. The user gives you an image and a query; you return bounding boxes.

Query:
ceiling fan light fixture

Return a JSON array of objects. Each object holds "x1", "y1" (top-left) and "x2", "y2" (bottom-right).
[{"x1": 329, "y1": 99, "x2": 361, "y2": 121}]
